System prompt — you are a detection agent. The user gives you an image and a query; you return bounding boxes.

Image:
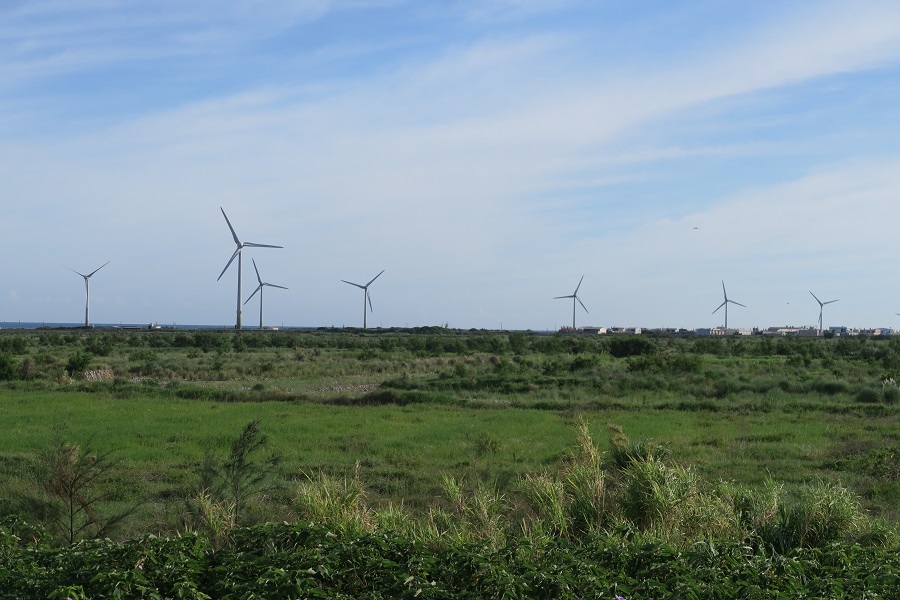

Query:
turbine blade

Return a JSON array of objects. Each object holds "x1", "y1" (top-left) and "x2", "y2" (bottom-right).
[
  {"x1": 809, "y1": 291, "x2": 823, "y2": 306},
  {"x1": 217, "y1": 248, "x2": 241, "y2": 281},
  {"x1": 244, "y1": 285, "x2": 262, "y2": 304},
  {"x1": 554, "y1": 294, "x2": 574, "y2": 300},
  {"x1": 577, "y1": 296, "x2": 589, "y2": 314},
  {"x1": 243, "y1": 242, "x2": 283, "y2": 249},
  {"x1": 220, "y1": 207, "x2": 241, "y2": 245},
  {"x1": 267, "y1": 283, "x2": 288, "y2": 290},
  {"x1": 730, "y1": 300, "x2": 747, "y2": 308},
  {"x1": 342, "y1": 280, "x2": 366, "y2": 289},
  {"x1": 721, "y1": 280, "x2": 727, "y2": 299},
  {"x1": 574, "y1": 274, "x2": 585, "y2": 295},
  {"x1": 712, "y1": 300, "x2": 727, "y2": 314},
  {"x1": 87, "y1": 261, "x2": 110, "y2": 278},
  {"x1": 65, "y1": 266, "x2": 88, "y2": 278},
  {"x1": 366, "y1": 269, "x2": 385, "y2": 287},
  {"x1": 367, "y1": 290, "x2": 374, "y2": 313},
  {"x1": 824, "y1": 299, "x2": 839, "y2": 305},
  {"x1": 252, "y1": 258, "x2": 263, "y2": 284}
]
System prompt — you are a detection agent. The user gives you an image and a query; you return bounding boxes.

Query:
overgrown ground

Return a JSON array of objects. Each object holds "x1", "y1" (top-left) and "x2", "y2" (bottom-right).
[{"x1": 1, "y1": 328, "x2": 899, "y2": 597}]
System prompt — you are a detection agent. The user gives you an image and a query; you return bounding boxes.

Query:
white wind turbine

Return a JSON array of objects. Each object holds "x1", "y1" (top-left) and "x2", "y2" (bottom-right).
[
  {"x1": 217, "y1": 207, "x2": 282, "y2": 330},
  {"x1": 341, "y1": 270, "x2": 384, "y2": 329},
  {"x1": 712, "y1": 280, "x2": 745, "y2": 329},
  {"x1": 554, "y1": 275, "x2": 588, "y2": 331},
  {"x1": 809, "y1": 291, "x2": 839, "y2": 336},
  {"x1": 65, "y1": 261, "x2": 109, "y2": 328},
  {"x1": 244, "y1": 259, "x2": 288, "y2": 329}
]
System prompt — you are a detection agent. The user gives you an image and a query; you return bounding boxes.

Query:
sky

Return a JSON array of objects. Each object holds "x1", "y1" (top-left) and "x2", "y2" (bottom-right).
[{"x1": 3, "y1": 0, "x2": 900, "y2": 331}]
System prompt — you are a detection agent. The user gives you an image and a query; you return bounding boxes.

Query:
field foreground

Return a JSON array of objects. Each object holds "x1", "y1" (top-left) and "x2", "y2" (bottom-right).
[{"x1": 1, "y1": 328, "x2": 899, "y2": 596}]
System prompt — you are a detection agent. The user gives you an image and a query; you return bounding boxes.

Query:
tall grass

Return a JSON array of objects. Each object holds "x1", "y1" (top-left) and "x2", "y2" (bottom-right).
[{"x1": 293, "y1": 464, "x2": 374, "y2": 538}]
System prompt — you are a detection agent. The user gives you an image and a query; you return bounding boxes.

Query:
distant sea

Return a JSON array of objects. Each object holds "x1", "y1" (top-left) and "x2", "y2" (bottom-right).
[{"x1": 0, "y1": 322, "x2": 229, "y2": 330}]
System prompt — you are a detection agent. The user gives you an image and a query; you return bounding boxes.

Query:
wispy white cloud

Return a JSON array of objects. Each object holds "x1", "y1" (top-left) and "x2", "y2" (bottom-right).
[{"x1": 2, "y1": 1, "x2": 900, "y2": 328}]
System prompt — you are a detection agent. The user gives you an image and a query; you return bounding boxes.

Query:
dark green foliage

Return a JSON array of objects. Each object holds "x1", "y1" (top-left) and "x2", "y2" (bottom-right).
[
  {"x1": 0, "y1": 352, "x2": 18, "y2": 380},
  {"x1": 82, "y1": 334, "x2": 114, "y2": 356},
  {"x1": 64, "y1": 352, "x2": 92, "y2": 376},
  {"x1": 609, "y1": 336, "x2": 655, "y2": 358},
  {"x1": 855, "y1": 387, "x2": 881, "y2": 404},
  {"x1": 0, "y1": 335, "x2": 28, "y2": 353},
  {"x1": 2, "y1": 523, "x2": 900, "y2": 599}
]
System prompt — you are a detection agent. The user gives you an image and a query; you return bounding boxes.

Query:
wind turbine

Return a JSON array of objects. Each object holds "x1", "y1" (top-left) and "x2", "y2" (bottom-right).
[
  {"x1": 809, "y1": 291, "x2": 838, "y2": 336},
  {"x1": 341, "y1": 270, "x2": 384, "y2": 329},
  {"x1": 243, "y1": 259, "x2": 288, "y2": 329},
  {"x1": 554, "y1": 275, "x2": 588, "y2": 331},
  {"x1": 712, "y1": 280, "x2": 745, "y2": 329},
  {"x1": 65, "y1": 261, "x2": 109, "y2": 328},
  {"x1": 217, "y1": 207, "x2": 282, "y2": 330}
]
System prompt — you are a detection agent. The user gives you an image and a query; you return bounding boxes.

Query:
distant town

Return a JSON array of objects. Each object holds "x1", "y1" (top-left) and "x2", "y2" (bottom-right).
[{"x1": 570, "y1": 325, "x2": 895, "y2": 337}]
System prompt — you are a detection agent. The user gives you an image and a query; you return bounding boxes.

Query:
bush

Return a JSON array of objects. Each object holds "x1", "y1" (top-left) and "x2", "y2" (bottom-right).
[
  {"x1": 855, "y1": 387, "x2": 881, "y2": 404},
  {"x1": 0, "y1": 353, "x2": 18, "y2": 381},
  {"x1": 759, "y1": 481, "x2": 865, "y2": 552},
  {"x1": 0, "y1": 336, "x2": 28, "y2": 353},
  {"x1": 65, "y1": 352, "x2": 92, "y2": 377},
  {"x1": 609, "y1": 336, "x2": 654, "y2": 358}
]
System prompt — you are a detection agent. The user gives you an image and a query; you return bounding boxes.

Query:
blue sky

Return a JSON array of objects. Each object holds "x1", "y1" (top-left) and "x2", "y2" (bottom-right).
[{"x1": 3, "y1": 0, "x2": 900, "y2": 330}]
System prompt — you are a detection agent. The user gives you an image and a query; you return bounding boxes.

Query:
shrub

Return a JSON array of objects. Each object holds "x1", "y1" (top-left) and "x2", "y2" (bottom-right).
[
  {"x1": 606, "y1": 424, "x2": 669, "y2": 471},
  {"x1": 294, "y1": 467, "x2": 373, "y2": 538},
  {"x1": 759, "y1": 481, "x2": 865, "y2": 552},
  {"x1": 609, "y1": 336, "x2": 654, "y2": 358},
  {"x1": 0, "y1": 336, "x2": 28, "y2": 353},
  {"x1": 64, "y1": 352, "x2": 92, "y2": 377},
  {"x1": 0, "y1": 353, "x2": 17, "y2": 380},
  {"x1": 855, "y1": 387, "x2": 881, "y2": 404},
  {"x1": 519, "y1": 422, "x2": 610, "y2": 541}
]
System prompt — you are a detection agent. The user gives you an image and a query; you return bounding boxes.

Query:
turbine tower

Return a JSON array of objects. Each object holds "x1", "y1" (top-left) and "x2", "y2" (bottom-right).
[
  {"x1": 66, "y1": 261, "x2": 109, "y2": 328},
  {"x1": 217, "y1": 207, "x2": 282, "y2": 330},
  {"x1": 244, "y1": 259, "x2": 288, "y2": 329},
  {"x1": 554, "y1": 275, "x2": 588, "y2": 331},
  {"x1": 712, "y1": 280, "x2": 745, "y2": 329},
  {"x1": 341, "y1": 270, "x2": 384, "y2": 329},
  {"x1": 809, "y1": 291, "x2": 838, "y2": 336}
]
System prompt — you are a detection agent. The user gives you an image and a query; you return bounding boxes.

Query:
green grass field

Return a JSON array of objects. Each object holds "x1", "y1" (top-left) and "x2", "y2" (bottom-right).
[{"x1": 1, "y1": 328, "x2": 899, "y2": 539}]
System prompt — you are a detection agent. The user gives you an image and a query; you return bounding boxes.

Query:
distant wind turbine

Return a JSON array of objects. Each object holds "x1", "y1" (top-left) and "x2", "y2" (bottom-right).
[
  {"x1": 65, "y1": 261, "x2": 109, "y2": 328},
  {"x1": 809, "y1": 291, "x2": 839, "y2": 336},
  {"x1": 554, "y1": 275, "x2": 589, "y2": 331},
  {"x1": 244, "y1": 259, "x2": 288, "y2": 329},
  {"x1": 217, "y1": 207, "x2": 282, "y2": 330},
  {"x1": 712, "y1": 280, "x2": 745, "y2": 329},
  {"x1": 342, "y1": 270, "x2": 384, "y2": 329}
]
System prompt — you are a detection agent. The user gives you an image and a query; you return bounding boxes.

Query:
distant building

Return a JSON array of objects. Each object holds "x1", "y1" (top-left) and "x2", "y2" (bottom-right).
[
  {"x1": 696, "y1": 327, "x2": 751, "y2": 336},
  {"x1": 829, "y1": 326, "x2": 854, "y2": 336},
  {"x1": 607, "y1": 326, "x2": 642, "y2": 335},
  {"x1": 579, "y1": 326, "x2": 607, "y2": 334}
]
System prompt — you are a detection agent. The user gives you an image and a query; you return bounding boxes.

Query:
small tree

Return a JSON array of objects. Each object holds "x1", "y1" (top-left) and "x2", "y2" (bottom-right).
[
  {"x1": 28, "y1": 440, "x2": 133, "y2": 545},
  {"x1": 201, "y1": 420, "x2": 281, "y2": 525}
]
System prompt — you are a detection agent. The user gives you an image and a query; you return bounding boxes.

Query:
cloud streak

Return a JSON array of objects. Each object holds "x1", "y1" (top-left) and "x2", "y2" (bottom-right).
[{"x1": 2, "y1": 1, "x2": 900, "y2": 329}]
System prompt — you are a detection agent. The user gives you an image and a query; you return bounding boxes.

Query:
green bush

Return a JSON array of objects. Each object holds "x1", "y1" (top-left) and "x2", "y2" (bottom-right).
[
  {"x1": 64, "y1": 352, "x2": 92, "y2": 377},
  {"x1": 609, "y1": 336, "x2": 655, "y2": 358},
  {"x1": 0, "y1": 353, "x2": 17, "y2": 381},
  {"x1": 855, "y1": 387, "x2": 881, "y2": 404}
]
